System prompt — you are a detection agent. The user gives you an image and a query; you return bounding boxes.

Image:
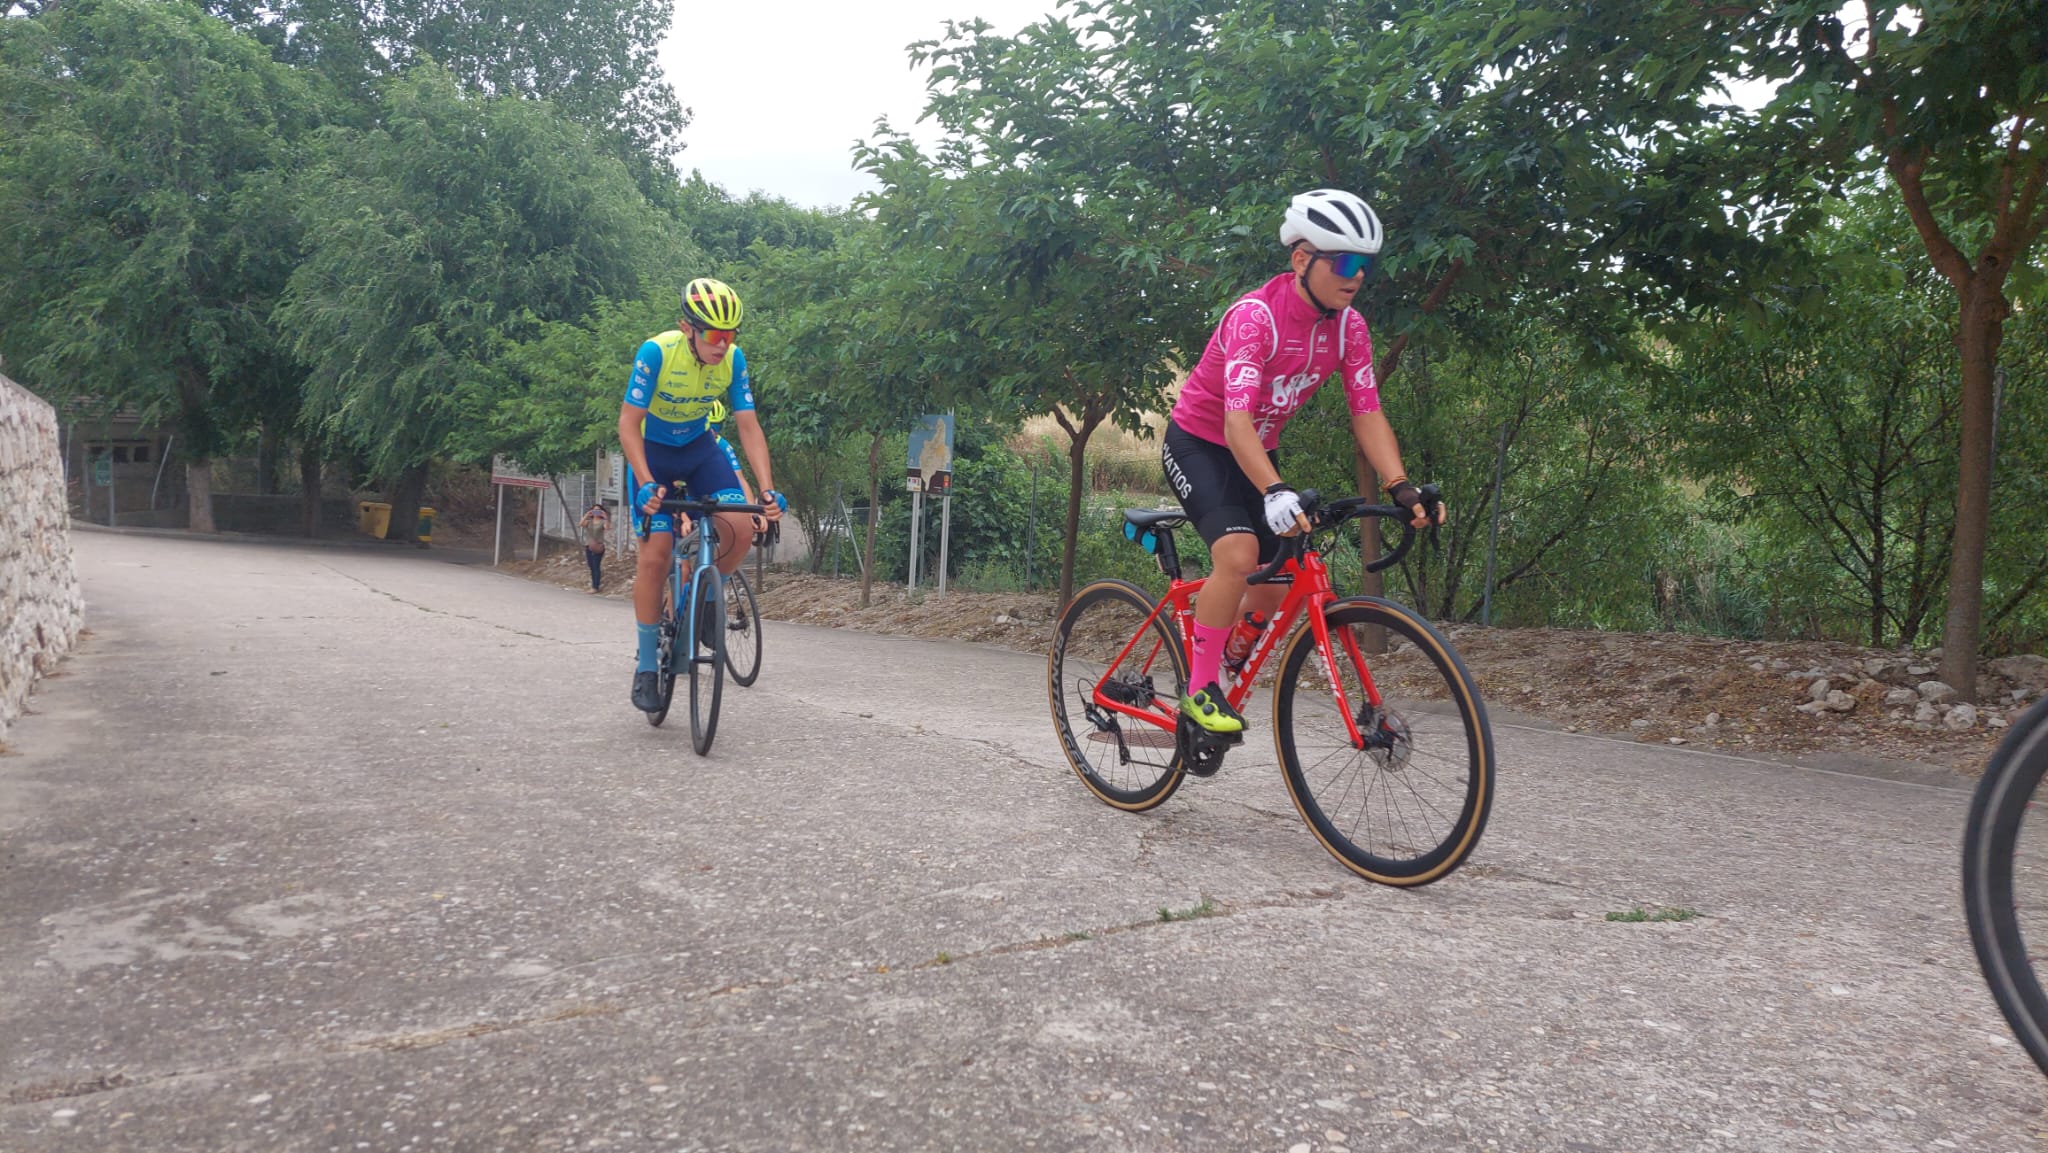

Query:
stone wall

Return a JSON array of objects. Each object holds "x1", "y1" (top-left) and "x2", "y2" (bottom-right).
[{"x1": 0, "y1": 373, "x2": 84, "y2": 746}]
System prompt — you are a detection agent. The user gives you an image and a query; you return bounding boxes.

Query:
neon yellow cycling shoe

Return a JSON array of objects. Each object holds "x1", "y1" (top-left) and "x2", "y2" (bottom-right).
[{"x1": 1179, "y1": 682, "x2": 1245, "y2": 734}]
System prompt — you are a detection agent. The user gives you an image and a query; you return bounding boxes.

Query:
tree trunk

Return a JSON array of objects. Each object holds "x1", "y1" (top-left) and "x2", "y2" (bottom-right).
[
  {"x1": 1058, "y1": 415, "x2": 1103, "y2": 609},
  {"x1": 1938, "y1": 287, "x2": 2005, "y2": 700},
  {"x1": 860, "y1": 432, "x2": 883, "y2": 608},
  {"x1": 257, "y1": 423, "x2": 281, "y2": 494},
  {"x1": 385, "y1": 461, "x2": 430, "y2": 545},
  {"x1": 298, "y1": 441, "x2": 322, "y2": 538},
  {"x1": 185, "y1": 458, "x2": 216, "y2": 533},
  {"x1": 1868, "y1": 451, "x2": 1887, "y2": 648},
  {"x1": 170, "y1": 356, "x2": 217, "y2": 533}
]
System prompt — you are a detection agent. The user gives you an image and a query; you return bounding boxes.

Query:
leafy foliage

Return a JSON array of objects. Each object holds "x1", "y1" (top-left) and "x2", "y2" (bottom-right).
[
  {"x1": 3, "y1": 0, "x2": 2043, "y2": 675},
  {"x1": 204, "y1": 0, "x2": 689, "y2": 163},
  {"x1": 278, "y1": 66, "x2": 666, "y2": 479},
  {"x1": 0, "y1": 0, "x2": 312, "y2": 456}
]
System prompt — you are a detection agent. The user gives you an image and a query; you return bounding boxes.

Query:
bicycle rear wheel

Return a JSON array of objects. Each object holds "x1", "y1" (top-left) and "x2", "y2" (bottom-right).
[
  {"x1": 723, "y1": 568, "x2": 762, "y2": 687},
  {"x1": 1964, "y1": 696, "x2": 2048, "y2": 1076},
  {"x1": 1273, "y1": 596, "x2": 1493, "y2": 886},
  {"x1": 646, "y1": 574, "x2": 678, "y2": 727},
  {"x1": 688, "y1": 570, "x2": 726, "y2": 756},
  {"x1": 1048, "y1": 579, "x2": 1187, "y2": 811}
]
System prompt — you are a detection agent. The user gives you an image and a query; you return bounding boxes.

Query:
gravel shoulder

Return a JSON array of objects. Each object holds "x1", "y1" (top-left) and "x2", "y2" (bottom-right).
[{"x1": 512, "y1": 550, "x2": 2037, "y2": 777}]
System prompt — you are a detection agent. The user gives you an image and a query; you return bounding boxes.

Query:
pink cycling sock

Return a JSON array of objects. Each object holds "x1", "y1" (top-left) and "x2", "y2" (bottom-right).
[{"x1": 1190, "y1": 622, "x2": 1230, "y2": 692}]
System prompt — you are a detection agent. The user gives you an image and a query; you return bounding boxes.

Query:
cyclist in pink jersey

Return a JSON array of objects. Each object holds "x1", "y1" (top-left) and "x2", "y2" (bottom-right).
[{"x1": 1162, "y1": 189, "x2": 1444, "y2": 736}]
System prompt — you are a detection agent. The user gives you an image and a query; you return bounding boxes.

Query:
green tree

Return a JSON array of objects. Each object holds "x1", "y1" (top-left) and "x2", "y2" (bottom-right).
[
  {"x1": 1677, "y1": 201, "x2": 1970, "y2": 647},
  {"x1": 1285, "y1": 321, "x2": 1673, "y2": 626},
  {"x1": 0, "y1": 0, "x2": 313, "y2": 532},
  {"x1": 1632, "y1": 0, "x2": 2048, "y2": 693},
  {"x1": 748, "y1": 222, "x2": 978, "y2": 605},
  {"x1": 678, "y1": 174, "x2": 851, "y2": 263},
  {"x1": 279, "y1": 66, "x2": 667, "y2": 539},
  {"x1": 204, "y1": 0, "x2": 687, "y2": 164},
  {"x1": 479, "y1": 297, "x2": 679, "y2": 477},
  {"x1": 891, "y1": 0, "x2": 1774, "y2": 608},
  {"x1": 1977, "y1": 288, "x2": 2048, "y2": 655}
]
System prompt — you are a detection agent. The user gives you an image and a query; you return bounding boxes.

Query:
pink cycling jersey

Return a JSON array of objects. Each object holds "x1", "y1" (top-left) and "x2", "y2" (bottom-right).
[{"x1": 1170, "y1": 273, "x2": 1380, "y2": 450}]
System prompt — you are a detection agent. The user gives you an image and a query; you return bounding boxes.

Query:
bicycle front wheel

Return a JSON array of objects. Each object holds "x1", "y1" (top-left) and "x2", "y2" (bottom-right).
[
  {"x1": 723, "y1": 568, "x2": 763, "y2": 687},
  {"x1": 1048, "y1": 579, "x2": 1187, "y2": 811},
  {"x1": 1273, "y1": 596, "x2": 1493, "y2": 886},
  {"x1": 1964, "y1": 696, "x2": 2048, "y2": 1076},
  {"x1": 688, "y1": 571, "x2": 726, "y2": 756}
]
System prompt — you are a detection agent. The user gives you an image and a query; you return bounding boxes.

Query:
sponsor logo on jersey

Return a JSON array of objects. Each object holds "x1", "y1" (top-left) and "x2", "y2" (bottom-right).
[{"x1": 1269, "y1": 370, "x2": 1321, "y2": 411}]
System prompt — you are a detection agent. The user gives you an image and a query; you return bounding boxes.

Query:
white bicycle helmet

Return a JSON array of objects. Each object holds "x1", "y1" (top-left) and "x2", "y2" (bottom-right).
[{"x1": 1280, "y1": 189, "x2": 1383, "y2": 254}]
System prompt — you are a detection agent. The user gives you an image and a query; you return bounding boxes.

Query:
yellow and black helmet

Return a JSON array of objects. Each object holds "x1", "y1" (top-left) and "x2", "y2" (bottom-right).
[{"x1": 681, "y1": 277, "x2": 744, "y2": 330}]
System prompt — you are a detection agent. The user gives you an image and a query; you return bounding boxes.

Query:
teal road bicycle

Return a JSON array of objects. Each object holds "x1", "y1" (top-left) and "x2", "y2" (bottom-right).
[{"x1": 639, "y1": 495, "x2": 765, "y2": 754}]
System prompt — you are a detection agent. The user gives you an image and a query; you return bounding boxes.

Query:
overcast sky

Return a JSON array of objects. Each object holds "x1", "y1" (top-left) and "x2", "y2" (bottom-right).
[
  {"x1": 656, "y1": 0, "x2": 1065, "y2": 210},
  {"x1": 655, "y1": 3, "x2": 1817, "y2": 212}
]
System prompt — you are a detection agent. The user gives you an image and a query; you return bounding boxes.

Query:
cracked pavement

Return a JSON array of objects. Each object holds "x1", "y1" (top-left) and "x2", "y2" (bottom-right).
[{"x1": 0, "y1": 531, "x2": 2043, "y2": 1151}]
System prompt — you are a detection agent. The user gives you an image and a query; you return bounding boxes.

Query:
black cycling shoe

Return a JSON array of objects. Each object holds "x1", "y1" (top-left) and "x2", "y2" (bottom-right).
[{"x1": 631, "y1": 670, "x2": 663, "y2": 712}]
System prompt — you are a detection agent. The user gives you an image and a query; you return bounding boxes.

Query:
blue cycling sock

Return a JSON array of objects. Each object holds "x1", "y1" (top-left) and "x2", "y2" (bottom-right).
[{"x1": 636, "y1": 622, "x2": 660, "y2": 672}]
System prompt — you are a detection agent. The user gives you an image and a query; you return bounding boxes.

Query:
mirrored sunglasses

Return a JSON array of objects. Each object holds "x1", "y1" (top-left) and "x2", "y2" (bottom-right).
[{"x1": 1316, "y1": 250, "x2": 1374, "y2": 279}]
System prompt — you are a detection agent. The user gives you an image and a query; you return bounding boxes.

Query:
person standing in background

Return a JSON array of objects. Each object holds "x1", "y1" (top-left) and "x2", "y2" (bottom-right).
[{"x1": 579, "y1": 504, "x2": 609, "y2": 593}]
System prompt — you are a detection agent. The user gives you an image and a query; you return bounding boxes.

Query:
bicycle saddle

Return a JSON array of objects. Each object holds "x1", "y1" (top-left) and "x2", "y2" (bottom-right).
[{"x1": 1123, "y1": 508, "x2": 1187, "y2": 530}]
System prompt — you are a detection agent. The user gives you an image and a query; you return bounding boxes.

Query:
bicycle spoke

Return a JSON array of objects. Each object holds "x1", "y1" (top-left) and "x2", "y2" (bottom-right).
[
  {"x1": 1050, "y1": 581, "x2": 1188, "y2": 811},
  {"x1": 1275, "y1": 600, "x2": 1493, "y2": 885}
]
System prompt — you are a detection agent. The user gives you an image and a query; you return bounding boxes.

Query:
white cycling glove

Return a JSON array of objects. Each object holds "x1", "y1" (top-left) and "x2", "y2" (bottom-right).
[{"x1": 1263, "y1": 487, "x2": 1305, "y2": 535}]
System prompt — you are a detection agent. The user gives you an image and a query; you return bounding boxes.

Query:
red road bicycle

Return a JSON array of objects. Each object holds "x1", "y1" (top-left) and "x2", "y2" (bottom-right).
[{"x1": 1047, "y1": 487, "x2": 1495, "y2": 886}]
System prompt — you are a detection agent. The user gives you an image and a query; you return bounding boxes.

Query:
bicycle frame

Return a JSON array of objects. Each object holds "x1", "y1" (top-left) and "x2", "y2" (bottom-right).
[
  {"x1": 1088, "y1": 543, "x2": 1384, "y2": 751},
  {"x1": 671, "y1": 519, "x2": 723, "y2": 658},
  {"x1": 639, "y1": 496, "x2": 762, "y2": 660}
]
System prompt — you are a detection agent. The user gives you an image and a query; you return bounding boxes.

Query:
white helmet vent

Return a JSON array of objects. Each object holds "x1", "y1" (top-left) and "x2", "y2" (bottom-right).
[{"x1": 1280, "y1": 189, "x2": 1383, "y2": 254}]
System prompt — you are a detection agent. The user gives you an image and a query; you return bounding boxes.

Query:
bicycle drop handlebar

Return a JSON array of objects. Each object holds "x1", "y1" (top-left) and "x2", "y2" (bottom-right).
[
  {"x1": 636, "y1": 496, "x2": 769, "y2": 541},
  {"x1": 1245, "y1": 484, "x2": 1443, "y2": 587}
]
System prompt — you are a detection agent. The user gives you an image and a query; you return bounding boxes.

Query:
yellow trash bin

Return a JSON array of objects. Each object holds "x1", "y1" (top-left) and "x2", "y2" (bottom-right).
[
  {"x1": 415, "y1": 506, "x2": 436, "y2": 546},
  {"x1": 358, "y1": 501, "x2": 392, "y2": 539}
]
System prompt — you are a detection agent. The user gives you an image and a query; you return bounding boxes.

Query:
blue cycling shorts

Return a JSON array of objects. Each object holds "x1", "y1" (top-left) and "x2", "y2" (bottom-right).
[{"x1": 631, "y1": 434, "x2": 746, "y2": 537}]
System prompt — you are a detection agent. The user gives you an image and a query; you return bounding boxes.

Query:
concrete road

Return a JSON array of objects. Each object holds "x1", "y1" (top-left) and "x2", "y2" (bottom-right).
[{"x1": 1, "y1": 531, "x2": 2042, "y2": 1152}]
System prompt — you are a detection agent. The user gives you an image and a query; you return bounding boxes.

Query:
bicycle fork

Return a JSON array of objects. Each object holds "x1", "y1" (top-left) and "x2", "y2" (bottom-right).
[{"x1": 1307, "y1": 596, "x2": 1391, "y2": 752}]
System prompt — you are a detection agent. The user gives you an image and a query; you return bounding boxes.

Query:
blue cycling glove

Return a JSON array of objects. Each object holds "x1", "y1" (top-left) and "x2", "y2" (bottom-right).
[
  {"x1": 635, "y1": 481, "x2": 660, "y2": 509},
  {"x1": 764, "y1": 489, "x2": 788, "y2": 514}
]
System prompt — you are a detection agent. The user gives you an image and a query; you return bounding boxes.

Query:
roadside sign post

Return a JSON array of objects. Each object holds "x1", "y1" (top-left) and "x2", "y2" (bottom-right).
[
  {"x1": 938, "y1": 486, "x2": 952, "y2": 598},
  {"x1": 907, "y1": 479, "x2": 924, "y2": 591},
  {"x1": 906, "y1": 413, "x2": 955, "y2": 598},
  {"x1": 490, "y1": 455, "x2": 554, "y2": 566}
]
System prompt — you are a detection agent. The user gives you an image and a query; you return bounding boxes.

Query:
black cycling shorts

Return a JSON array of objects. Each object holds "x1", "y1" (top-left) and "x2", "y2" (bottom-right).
[{"x1": 1160, "y1": 419, "x2": 1282, "y2": 563}]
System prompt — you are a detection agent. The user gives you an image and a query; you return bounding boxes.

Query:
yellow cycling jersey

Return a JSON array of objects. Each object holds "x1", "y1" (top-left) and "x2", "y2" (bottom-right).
[{"x1": 624, "y1": 331, "x2": 754, "y2": 447}]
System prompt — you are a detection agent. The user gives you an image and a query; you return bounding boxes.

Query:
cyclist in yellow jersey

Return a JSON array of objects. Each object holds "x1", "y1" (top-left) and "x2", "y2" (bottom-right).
[{"x1": 619, "y1": 278, "x2": 786, "y2": 712}]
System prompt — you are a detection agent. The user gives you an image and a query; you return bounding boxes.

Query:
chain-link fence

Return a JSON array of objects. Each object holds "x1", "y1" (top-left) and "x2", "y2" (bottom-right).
[{"x1": 797, "y1": 447, "x2": 1179, "y2": 595}]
